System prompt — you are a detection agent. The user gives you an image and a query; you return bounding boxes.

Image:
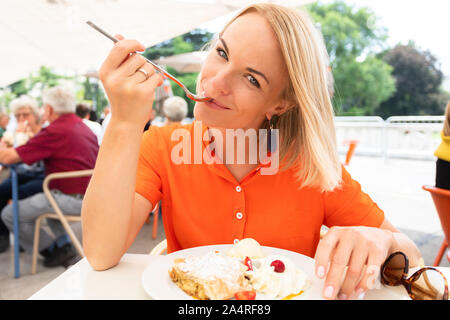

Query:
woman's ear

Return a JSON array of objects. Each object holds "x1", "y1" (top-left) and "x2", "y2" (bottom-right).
[{"x1": 267, "y1": 99, "x2": 296, "y2": 119}]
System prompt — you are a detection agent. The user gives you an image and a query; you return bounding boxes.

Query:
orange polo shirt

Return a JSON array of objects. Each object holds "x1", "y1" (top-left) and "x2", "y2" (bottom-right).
[{"x1": 135, "y1": 121, "x2": 384, "y2": 257}]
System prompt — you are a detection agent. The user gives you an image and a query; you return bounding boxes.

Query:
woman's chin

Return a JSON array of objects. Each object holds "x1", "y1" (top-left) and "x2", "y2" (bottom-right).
[{"x1": 193, "y1": 103, "x2": 220, "y2": 127}]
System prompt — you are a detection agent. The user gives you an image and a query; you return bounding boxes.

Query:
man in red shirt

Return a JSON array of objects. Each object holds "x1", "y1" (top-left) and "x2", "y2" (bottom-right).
[{"x1": 0, "y1": 86, "x2": 99, "y2": 268}]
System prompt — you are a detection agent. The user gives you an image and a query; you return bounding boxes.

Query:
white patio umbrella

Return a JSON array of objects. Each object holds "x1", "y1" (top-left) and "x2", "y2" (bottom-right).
[{"x1": 0, "y1": 0, "x2": 314, "y2": 88}]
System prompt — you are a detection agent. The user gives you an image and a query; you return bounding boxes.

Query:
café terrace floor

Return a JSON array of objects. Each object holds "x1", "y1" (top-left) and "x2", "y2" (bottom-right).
[{"x1": 0, "y1": 154, "x2": 449, "y2": 299}]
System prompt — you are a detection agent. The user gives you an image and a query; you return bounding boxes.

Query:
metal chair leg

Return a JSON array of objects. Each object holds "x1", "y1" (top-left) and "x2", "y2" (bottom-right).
[{"x1": 433, "y1": 239, "x2": 448, "y2": 267}]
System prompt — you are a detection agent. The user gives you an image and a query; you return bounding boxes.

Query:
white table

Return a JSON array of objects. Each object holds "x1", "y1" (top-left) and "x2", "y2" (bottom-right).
[{"x1": 28, "y1": 254, "x2": 450, "y2": 300}]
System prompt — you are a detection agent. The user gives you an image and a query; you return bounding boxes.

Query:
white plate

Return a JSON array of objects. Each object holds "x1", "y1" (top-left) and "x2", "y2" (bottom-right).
[{"x1": 141, "y1": 244, "x2": 325, "y2": 300}]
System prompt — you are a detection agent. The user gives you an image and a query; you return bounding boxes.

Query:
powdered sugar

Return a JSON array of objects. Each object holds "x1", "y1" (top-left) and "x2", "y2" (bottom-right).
[{"x1": 178, "y1": 251, "x2": 244, "y2": 284}]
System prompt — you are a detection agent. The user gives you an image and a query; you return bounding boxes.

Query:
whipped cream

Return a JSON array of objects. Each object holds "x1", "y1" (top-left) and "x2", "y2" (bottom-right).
[{"x1": 245, "y1": 254, "x2": 307, "y2": 299}]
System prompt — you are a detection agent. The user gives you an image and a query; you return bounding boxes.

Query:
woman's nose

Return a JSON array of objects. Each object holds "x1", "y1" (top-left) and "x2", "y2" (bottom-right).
[{"x1": 209, "y1": 70, "x2": 231, "y2": 96}]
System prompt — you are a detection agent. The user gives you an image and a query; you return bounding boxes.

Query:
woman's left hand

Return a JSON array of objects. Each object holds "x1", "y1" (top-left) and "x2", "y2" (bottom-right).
[{"x1": 314, "y1": 226, "x2": 394, "y2": 300}]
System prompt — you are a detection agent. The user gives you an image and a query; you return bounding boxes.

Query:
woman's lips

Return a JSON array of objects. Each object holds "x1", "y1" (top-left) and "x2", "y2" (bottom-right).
[{"x1": 205, "y1": 99, "x2": 231, "y2": 111}]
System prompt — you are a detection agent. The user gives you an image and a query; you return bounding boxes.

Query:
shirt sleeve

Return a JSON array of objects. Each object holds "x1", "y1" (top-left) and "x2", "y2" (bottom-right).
[
  {"x1": 135, "y1": 127, "x2": 163, "y2": 208},
  {"x1": 15, "y1": 127, "x2": 59, "y2": 165},
  {"x1": 322, "y1": 166, "x2": 385, "y2": 228}
]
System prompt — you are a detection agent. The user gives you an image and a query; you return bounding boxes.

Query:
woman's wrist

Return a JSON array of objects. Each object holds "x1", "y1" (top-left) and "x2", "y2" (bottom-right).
[
  {"x1": 386, "y1": 230, "x2": 423, "y2": 267},
  {"x1": 104, "y1": 118, "x2": 145, "y2": 144}
]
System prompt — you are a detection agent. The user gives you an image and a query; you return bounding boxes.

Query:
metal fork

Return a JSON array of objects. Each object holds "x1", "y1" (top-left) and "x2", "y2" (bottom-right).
[{"x1": 86, "y1": 21, "x2": 211, "y2": 102}]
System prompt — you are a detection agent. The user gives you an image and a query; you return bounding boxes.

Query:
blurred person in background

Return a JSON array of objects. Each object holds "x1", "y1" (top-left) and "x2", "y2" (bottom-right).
[
  {"x1": 0, "y1": 86, "x2": 99, "y2": 267},
  {"x1": 99, "y1": 106, "x2": 112, "y2": 145},
  {"x1": 143, "y1": 108, "x2": 156, "y2": 132},
  {"x1": 434, "y1": 102, "x2": 450, "y2": 190},
  {"x1": 0, "y1": 107, "x2": 9, "y2": 138},
  {"x1": 162, "y1": 96, "x2": 188, "y2": 126},
  {"x1": 2, "y1": 95, "x2": 42, "y2": 147},
  {"x1": 39, "y1": 106, "x2": 49, "y2": 128},
  {"x1": 99, "y1": 106, "x2": 110, "y2": 125},
  {"x1": 0, "y1": 95, "x2": 44, "y2": 252},
  {"x1": 76, "y1": 103, "x2": 102, "y2": 145}
]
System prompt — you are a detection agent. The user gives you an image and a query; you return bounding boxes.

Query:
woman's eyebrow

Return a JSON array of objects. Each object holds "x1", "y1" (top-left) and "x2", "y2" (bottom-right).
[
  {"x1": 219, "y1": 37, "x2": 229, "y2": 54},
  {"x1": 219, "y1": 37, "x2": 269, "y2": 85},
  {"x1": 246, "y1": 67, "x2": 269, "y2": 85}
]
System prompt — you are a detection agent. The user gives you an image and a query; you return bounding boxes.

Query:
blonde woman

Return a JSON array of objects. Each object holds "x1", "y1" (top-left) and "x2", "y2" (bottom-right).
[
  {"x1": 82, "y1": 4, "x2": 421, "y2": 300},
  {"x1": 434, "y1": 102, "x2": 450, "y2": 190}
]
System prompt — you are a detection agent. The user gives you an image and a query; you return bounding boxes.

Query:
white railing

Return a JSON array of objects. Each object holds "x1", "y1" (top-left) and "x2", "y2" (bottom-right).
[{"x1": 335, "y1": 116, "x2": 444, "y2": 160}]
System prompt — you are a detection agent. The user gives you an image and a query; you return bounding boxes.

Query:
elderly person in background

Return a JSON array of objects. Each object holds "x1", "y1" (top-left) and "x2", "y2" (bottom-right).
[
  {"x1": 76, "y1": 103, "x2": 102, "y2": 145},
  {"x1": 0, "y1": 107, "x2": 9, "y2": 138},
  {"x1": 0, "y1": 86, "x2": 99, "y2": 268},
  {"x1": 163, "y1": 96, "x2": 188, "y2": 126},
  {"x1": 2, "y1": 95, "x2": 42, "y2": 146},
  {"x1": 0, "y1": 95, "x2": 44, "y2": 253}
]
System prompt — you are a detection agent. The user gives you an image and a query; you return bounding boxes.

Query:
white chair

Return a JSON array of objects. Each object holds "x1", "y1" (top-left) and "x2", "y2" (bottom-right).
[
  {"x1": 149, "y1": 239, "x2": 167, "y2": 255},
  {"x1": 31, "y1": 169, "x2": 94, "y2": 274}
]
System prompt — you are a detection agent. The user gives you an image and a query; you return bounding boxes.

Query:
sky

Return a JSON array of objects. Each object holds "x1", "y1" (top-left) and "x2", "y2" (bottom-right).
[{"x1": 200, "y1": 0, "x2": 450, "y2": 89}]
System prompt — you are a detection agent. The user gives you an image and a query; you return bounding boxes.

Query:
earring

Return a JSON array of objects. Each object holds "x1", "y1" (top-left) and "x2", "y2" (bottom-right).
[{"x1": 267, "y1": 115, "x2": 279, "y2": 154}]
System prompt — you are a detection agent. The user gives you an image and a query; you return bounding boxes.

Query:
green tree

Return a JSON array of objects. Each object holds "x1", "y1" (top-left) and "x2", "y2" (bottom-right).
[
  {"x1": 306, "y1": 1, "x2": 396, "y2": 116},
  {"x1": 80, "y1": 77, "x2": 109, "y2": 116},
  {"x1": 376, "y1": 44, "x2": 445, "y2": 117}
]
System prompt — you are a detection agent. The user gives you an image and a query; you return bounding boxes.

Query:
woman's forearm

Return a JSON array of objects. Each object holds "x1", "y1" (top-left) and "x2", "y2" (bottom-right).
[{"x1": 82, "y1": 120, "x2": 143, "y2": 270}]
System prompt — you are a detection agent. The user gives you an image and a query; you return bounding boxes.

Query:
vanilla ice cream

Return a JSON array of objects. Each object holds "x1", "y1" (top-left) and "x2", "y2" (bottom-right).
[{"x1": 226, "y1": 238, "x2": 266, "y2": 259}]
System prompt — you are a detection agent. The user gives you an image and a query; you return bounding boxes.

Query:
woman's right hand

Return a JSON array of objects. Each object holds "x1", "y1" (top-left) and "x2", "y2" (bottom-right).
[{"x1": 98, "y1": 34, "x2": 163, "y2": 128}]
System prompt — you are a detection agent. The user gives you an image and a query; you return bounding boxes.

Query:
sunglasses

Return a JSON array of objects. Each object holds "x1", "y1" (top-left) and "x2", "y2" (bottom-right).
[{"x1": 380, "y1": 251, "x2": 448, "y2": 300}]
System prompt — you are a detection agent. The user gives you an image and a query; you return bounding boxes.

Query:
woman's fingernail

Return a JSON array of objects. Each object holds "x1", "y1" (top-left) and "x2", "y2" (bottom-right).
[
  {"x1": 338, "y1": 293, "x2": 347, "y2": 300},
  {"x1": 324, "y1": 286, "x2": 334, "y2": 299},
  {"x1": 317, "y1": 265, "x2": 325, "y2": 278},
  {"x1": 356, "y1": 288, "x2": 365, "y2": 295}
]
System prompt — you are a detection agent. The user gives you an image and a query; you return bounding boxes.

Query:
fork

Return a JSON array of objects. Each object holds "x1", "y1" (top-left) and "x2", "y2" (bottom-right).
[{"x1": 86, "y1": 21, "x2": 211, "y2": 102}]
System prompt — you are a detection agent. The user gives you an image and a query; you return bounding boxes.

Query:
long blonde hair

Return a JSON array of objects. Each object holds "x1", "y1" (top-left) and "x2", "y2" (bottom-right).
[
  {"x1": 220, "y1": 4, "x2": 341, "y2": 192},
  {"x1": 444, "y1": 102, "x2": 450, "y2": 136}
]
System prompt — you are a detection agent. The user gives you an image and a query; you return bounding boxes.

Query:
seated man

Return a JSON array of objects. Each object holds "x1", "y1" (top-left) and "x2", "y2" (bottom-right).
[
  {"x1": 0, "y1": 86, "x2": 99, "y2": 268},
  {"x1": 0, "y1": 95, "x2": 44, "y2": 253}
]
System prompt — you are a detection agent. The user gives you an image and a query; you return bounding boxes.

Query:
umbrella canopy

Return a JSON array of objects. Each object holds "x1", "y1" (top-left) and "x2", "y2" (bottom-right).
[
  {"x1": 155, "y1": 51, "x2": 208, "y2": 73},
  {"x1": 0, "y1": 0, "x2": 314, "y2": 88}
]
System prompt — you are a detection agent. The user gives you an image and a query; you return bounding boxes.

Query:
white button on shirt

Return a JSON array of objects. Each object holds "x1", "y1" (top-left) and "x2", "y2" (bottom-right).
[
  {"x1": 234, "y1": 239, "x2": 240, "y2": 244},
  {"x1": 236, "y1": 212, "x2": 243, "y2": 220},
  {"x1": 235, "y1": 186, "x2": 242, "y2": 192}
]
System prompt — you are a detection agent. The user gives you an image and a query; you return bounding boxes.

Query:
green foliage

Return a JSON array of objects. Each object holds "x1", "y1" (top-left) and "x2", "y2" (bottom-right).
[
  {"x1": 80, "y1": 77, "x2": 109, "y2": 116},
  {"x1": 377, "y1": 44, "x2": 445, "y2": 117},
  {"x1": 167, "y1": 67, "x2": 198, "y2": 117},
  {"x1": 306, "y1": 1, "x2": 396, "y2": 116}
]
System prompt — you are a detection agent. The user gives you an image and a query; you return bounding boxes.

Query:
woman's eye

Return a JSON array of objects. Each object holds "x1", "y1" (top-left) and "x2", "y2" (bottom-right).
[
  {"x1": 216, "y1": 48, "x2": 228, "y2": 61},
  {"x1": 247, "y1": 74, "x2": 260, "y2": 88}
]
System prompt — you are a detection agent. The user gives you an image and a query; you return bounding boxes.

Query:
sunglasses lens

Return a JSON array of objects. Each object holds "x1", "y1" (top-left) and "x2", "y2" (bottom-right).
[
  {"x1": 382, "y1": 253, "x2": 406, "y2": 285},
  {"x1": 410, "y1": 269, "x2": 446, "y2": 300}
]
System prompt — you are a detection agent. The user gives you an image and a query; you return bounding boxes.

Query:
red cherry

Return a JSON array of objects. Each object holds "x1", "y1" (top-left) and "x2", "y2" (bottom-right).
[{"x1": 270, "y1": 260, "x2": 285, "y2": 273}]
